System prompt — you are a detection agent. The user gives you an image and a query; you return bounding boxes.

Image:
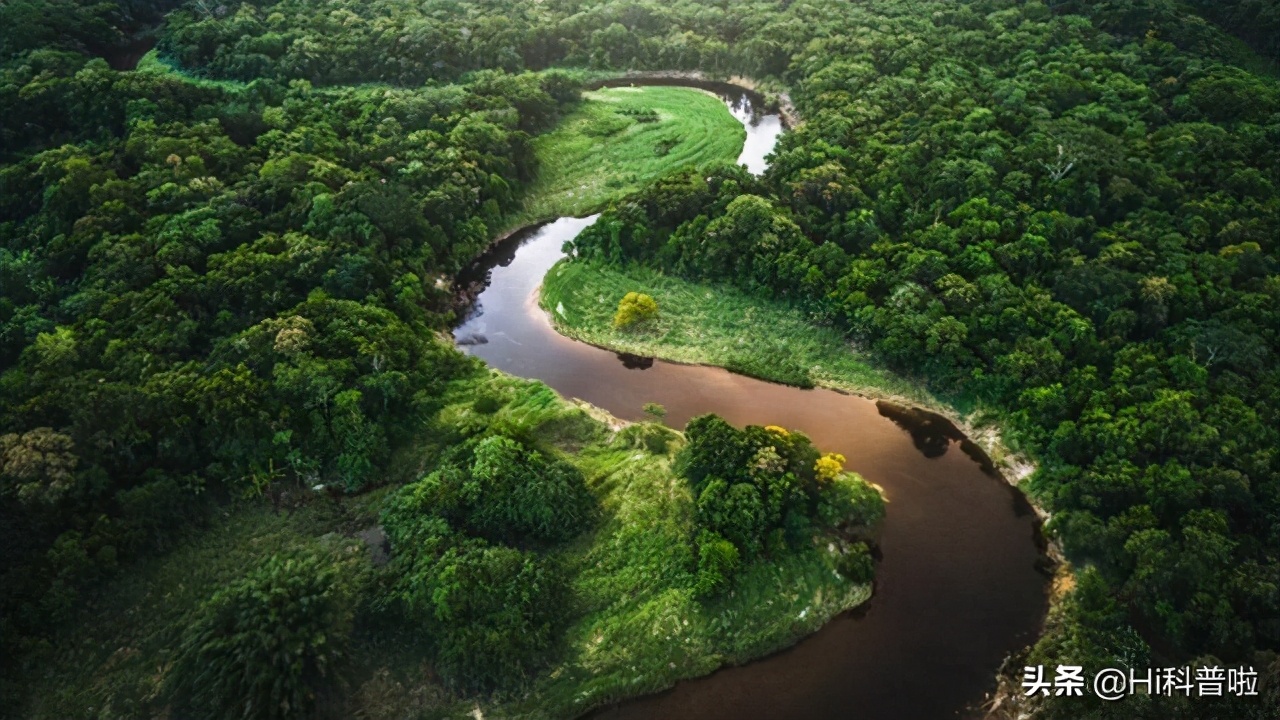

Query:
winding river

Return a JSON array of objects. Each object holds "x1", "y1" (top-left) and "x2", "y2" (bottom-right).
[{"x1": 453, "y1": 83, "x2": 1049, "y2": 720}]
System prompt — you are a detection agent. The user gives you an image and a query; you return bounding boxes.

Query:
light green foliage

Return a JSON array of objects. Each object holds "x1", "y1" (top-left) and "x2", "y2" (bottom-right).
[
  {"x1": 641, "y1": 401, "x2": 666, "y2": 419},
  {"x1": 612, "y1": 291, "x2": 659, "y2": 330},
  {"x1": 817, "y1": 472, "x2": 886, "y2": 532},
  {"x1": 169, "y1": 550, "x2": 358, "y2": 720},
  {"x1": 508, "y1": 86, "x2": 746, "y2": 229}
]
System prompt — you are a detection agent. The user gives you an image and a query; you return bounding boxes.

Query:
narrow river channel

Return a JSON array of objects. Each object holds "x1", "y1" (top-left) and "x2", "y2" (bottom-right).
[{"x1": 453, "y1": 83, "x2": 1049, "y2": 720}]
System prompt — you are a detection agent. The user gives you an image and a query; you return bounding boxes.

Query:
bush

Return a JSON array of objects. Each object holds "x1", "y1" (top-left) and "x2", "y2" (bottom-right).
[
  {"x1": 612, "y1": 291, "x2": 659, "y2": 329},
  {"x1": 466, "y1": 435, "x2": 594, "y2": 544},
  {"x1": 642, "y1": 402, "x2": 666, "y2": 419},
  {"x1": 837, "y1": 542, "x2": 875, "y2": 583},
  {"x1": 697, "y1": 478, "x2": 767, "y2": 558},
  {"x1": 403, "y1": 543, "x2": 559, "y2": 691},
  {"x1": 169, "y1": 550, "x2": 357, "y2": 720},
  {"x1": 678, "y1": 414, "x2": 756, "y2": 488},
  {"x1": 617, "y1": 422, "x2": 676, "y2": 454},
  {"x1": 473, "y1": 393, "x2": 503, "y2": 414},
  {"x1": 693, "y1": 530, "x2": 740, "y2": 598},
  {"x1": 816, "y1": 472, "x2": 886, "y2": 531}
]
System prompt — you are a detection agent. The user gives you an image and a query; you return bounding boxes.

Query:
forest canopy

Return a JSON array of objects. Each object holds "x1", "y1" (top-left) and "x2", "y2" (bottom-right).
[{"x1": 3, "y1": 0, "x2": 1280, "y2": 718}]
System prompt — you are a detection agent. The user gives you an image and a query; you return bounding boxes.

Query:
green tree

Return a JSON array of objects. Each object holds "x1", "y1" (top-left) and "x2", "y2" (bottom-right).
[
  {"x1": 613, "y1": 291, "x2": 659, "y2": 329},
  {"x1": 465, "y1": 435, "x2": 594, "y2": 544},
  {"x1": 169, "y1": 551, "x2": 357, "y2": 720}
]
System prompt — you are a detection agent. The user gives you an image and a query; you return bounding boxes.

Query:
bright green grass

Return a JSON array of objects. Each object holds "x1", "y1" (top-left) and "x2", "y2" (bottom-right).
[
  {"x1": 503, "y1": 86, "x2": 746, "y2": 231},
  {"x1": 541, "y1": 259, "x2": 949, "y2": 411},
  {"x1": 16, "y1": 371, "x2": 873, "y2": 720}
]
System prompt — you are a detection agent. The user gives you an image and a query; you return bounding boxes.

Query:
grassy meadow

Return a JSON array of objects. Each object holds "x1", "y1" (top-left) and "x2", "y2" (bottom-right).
[
  {"x1": 503, "y1": 85, "x2": 746, "y2": 231},
  {"x1": 541, "y1": 259, "x2": 946, "y2": 410},
  {"x1": 16, "y1": 370, "x2": 872, "y2": 719}
]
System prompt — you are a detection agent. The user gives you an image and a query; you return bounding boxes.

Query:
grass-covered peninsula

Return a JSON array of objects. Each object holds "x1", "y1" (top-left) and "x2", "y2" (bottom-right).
[
  {"x1": 541, "y1": 259, "x2": 946, "y2": 410},
  {"x1": 504, "y1": 85, "x2": 746, "y2": 230}
]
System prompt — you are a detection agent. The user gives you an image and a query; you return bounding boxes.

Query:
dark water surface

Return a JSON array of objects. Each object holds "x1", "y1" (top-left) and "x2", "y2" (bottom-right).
[{"x1": 453, "y1": 87, "x2": 1048, "y2": 720}]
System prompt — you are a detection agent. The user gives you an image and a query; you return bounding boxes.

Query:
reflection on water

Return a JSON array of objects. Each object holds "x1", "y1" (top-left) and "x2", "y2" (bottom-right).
[
  {"x1": 875, "y1": 400, "x2": 1006, "y2": 478},
  {"x1": 616, "y1": 352, "x2": 655, "y2": 369},
  {"x1": 875, "y1": 401, "x2": 964, "y2": 459}
]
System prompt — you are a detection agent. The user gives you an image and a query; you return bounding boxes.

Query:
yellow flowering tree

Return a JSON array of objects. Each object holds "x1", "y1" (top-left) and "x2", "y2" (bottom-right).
[
  {"x1": 814, "y1": 452, "x2": 846, "y2": 483},
  {"x1": 613, "y1": 292, "x2": 659, "y2": 329}
]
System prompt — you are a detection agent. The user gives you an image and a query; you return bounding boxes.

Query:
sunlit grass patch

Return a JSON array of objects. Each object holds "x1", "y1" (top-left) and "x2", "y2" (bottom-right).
[
  {"x1": 541, "y1": 259, "x2": 942, "y2": 408},
  {"x1": 503, "y1": 86, "x2": 746, "y2": 231}
]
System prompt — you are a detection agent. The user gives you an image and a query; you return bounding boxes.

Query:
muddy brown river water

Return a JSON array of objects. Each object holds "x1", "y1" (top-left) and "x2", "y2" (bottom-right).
[{"x1": 453, "y1": 84, "x2": 1048, "y2": 720}]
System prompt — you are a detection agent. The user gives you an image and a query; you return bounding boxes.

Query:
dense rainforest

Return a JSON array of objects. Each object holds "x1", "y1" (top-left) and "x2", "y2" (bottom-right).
[{"x1": 2, "y1": 0, "x2": 1280, "y2": 718}]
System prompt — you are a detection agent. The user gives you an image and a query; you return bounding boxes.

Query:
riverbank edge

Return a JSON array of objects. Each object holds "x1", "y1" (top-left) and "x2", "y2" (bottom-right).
[
  {"x1": 531, "y1": 263, "x2": 1041, "y2": 508},
  {"x1": 582, "y1": 70, "x2": 801, "y2": 129},
  {"x1": 478, "y1": 72, "x2": 797, "y2": 242},
  {"x1": 529, "y1": 262, "x2": 1069, "y2": 717}
]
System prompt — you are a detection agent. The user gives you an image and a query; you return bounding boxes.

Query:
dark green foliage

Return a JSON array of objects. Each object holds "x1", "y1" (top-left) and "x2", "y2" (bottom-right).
[
  {"x1": 696, "y1": 478, "x2": 767, "y2": 558},
  {"x1": 5, "y1": 0, "x2": 1280, "y2": 712},
  {"x1": 549, "y1": 0, "x2": 1280, "y2": 684},
  {"x1": 677, "y1": 414, "x2": 757, "y2": 489},
  {"x1": 0, "y1": 44, "x2": 575, "y2": 653},
  {"x1": 383, "y1": 435, "x2": 594, "y2": 547},
  {"x1": 472, "y1": 385, "x2": 506, "y2": 414},
  {"x1": 398, "y1": 542, "x2": 559, "y2": 692},
  {"x1": 836, "y1": 542, "x2": 875, "y2": 584},
  {"x1": 168, "y1": 551, "x2": 357, "y2": 720},
  {"x1": 379, "y1": 432, "x2": 589, "y2": 690},
  {"x1": 679, "y1": 414, "x2": 882, "y2": 595},
  {"x1": 693, "y1": 530, "x2": 739, "y2": 598}
]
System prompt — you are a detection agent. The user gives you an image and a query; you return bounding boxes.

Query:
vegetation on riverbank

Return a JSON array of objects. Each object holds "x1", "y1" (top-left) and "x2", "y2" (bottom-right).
[
  {"x1": 503, "y1": 85, "x2": 745, "y2": 231},
  {"x1": 12, "y1": 370, "x2": 881, "y2": 719},
  {"x1": 541, "y1": 258, "x2": 943, "y2": 409}
]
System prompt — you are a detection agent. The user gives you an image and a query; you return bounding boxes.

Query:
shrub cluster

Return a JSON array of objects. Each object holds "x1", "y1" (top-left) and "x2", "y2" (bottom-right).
[
  {"x1": 678, "y1": 415, "x2": 884, "y2": 596},
  {"x1": 380, "y1": 433, "x2": 594, "y2": 690},
  {"x1": 168, "y1": 550, "x2": 360, "y2": 720}
]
